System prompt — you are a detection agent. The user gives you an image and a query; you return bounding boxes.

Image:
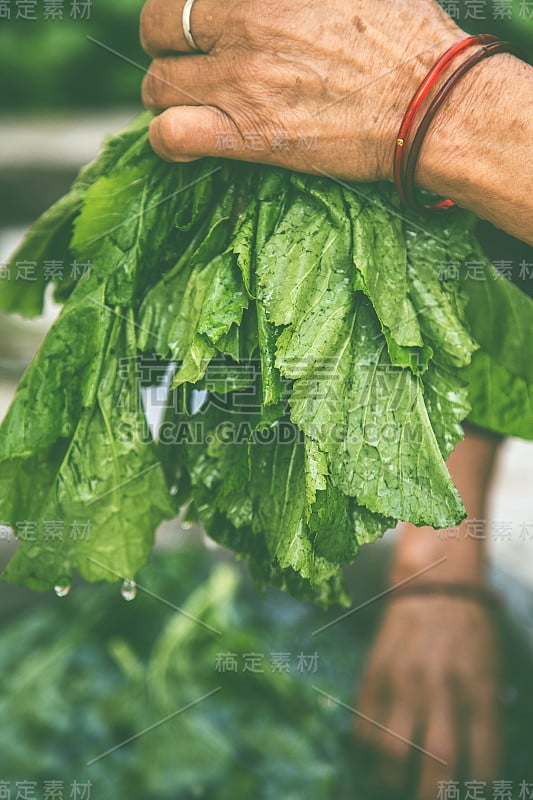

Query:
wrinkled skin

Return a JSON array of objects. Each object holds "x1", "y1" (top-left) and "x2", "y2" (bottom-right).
[
  {"x1": 140, "y1": 0, "x2": 462, "y2": 181},
  {"x1": 139, "y1": 0, "x2": 533, "y2": 247}
]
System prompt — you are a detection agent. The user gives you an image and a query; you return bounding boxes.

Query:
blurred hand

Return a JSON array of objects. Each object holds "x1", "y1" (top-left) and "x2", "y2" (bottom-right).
[
  {"x1": 355, "y1": 595, "x2": 502, "y2": 800},
  {"x1": 139, "y1": 0, "x2": 463, "y2": 181}
]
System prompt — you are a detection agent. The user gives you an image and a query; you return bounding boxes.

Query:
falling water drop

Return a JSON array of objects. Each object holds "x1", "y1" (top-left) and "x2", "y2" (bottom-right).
[
  {"x1": 121, "y1": 579, "x2": 137, "y2": 602},
  {"x1": 54, "y1": 577, "x2": 71, "y2": 598},
  {"x1": 181, "y1": 520, "x2": 193, "y2": 531},
  {"x1": 170, "y1": 485, "x2": 179, "y2": 496}
]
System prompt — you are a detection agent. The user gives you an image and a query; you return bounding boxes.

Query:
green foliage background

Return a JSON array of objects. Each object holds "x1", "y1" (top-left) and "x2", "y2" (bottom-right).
[
  {"x1": 0, "y1": 0, "x2": 531, "y2": 111},
  {"x1": 1, "y1": 542, "x2": 532, "y2": 799}
]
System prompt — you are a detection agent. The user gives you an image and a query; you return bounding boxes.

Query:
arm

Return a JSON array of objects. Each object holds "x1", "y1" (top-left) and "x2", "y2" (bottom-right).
[
  {"x1": 390, "y1": 425, "x2": 500, "y2": 588},
  {"x1": 416, "y1": 53, "x2": 533, "y2": 246},
  {"x1": 356, "y1": 427, "x2": 503, "y2": 797},
  {"x1": 140, "y1": 0, "x2": 533, "y2": 245}
]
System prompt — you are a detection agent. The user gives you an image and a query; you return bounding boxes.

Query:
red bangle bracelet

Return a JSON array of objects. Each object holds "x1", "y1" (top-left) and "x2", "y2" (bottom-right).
[
  {"x1": 393, "y1": 34, "x2": 496, "y2": 207},
  {"x1": 393, "y1": 34, "x2": 522, "y2": 213},
  {"x1": 403, "y1": 39, "x2": 523, "y2": 212}
]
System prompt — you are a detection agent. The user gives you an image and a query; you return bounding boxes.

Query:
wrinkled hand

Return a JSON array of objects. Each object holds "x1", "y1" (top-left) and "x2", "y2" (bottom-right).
[
  {"x1": 355, "y1": 595, "x2": 502, "y2": 800},
  {"x1": 139, "y1": 0, "x2": 463, "y2": 182}
]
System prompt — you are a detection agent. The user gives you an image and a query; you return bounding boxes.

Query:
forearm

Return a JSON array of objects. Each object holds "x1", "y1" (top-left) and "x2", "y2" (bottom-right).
[
  {"x1": 390, "y1": 428, "x2": 501, "y2": 586},
  {"x1": 391, "y1": 519, "x2": 488, "y2": 587},
  {"x1": 417, "y1": 52, "x2": 533, "y2": 246}
]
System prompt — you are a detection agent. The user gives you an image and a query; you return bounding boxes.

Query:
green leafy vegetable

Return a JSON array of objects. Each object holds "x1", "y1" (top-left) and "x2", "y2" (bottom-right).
[{"x1": 1, "y1": 113, "x2": 533, "y2": 605}]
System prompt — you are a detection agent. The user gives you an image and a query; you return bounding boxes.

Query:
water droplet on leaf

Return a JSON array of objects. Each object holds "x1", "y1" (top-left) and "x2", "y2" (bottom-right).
[
  {"x1": 121, "y1": 579, "x2": 137, "y2": 601},
  {"x1": 182, "y1": 520, "x2": 193, "y2": 531},
  {"x1": 170, "y1": 485, "x2": 178, "y2": 496},
  {"x1": 54, "y1": 577, "x2": 71, "y2": 598}
]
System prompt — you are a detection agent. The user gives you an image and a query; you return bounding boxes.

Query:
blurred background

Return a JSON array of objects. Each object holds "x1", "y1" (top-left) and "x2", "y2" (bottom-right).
[{"x1": 0, "y1": 2, "x2": 533, "y2": 798}]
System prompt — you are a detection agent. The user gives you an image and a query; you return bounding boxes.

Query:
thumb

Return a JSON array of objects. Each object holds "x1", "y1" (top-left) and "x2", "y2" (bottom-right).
[{"x1": 149, "y1": 106, "x2": 250, "y2": 163}]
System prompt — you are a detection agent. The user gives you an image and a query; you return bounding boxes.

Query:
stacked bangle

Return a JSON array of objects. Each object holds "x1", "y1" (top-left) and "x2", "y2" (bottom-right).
[
  {"x1": 394, "y1": 34, "x2": 523, "y2": 213},
  {"x1": 388, "y1": 581, "x2": 504, "y2": 613}
]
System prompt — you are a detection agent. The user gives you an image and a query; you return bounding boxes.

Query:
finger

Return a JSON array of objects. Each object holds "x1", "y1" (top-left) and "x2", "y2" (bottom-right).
[
  {"x1": 142, "y1": 56, "x2": 223, "y2": 112},
  {"x1": 468, "y1": 719, "x2": 501, "y2": 782},
  {"x1": 150, "y1": 106, "x2": 282, "y2": 167},
  {"x1": 353, "y1": 669, "x2": 391, "y2": 752},
  {"x1": 149, "y1": 106, "x2": 241, "y2": 163},
  {"x1": 466, "y1": 689, "x2": 502, "y2": 781},
  {"x1": 375, "y1": 702, "x2": 419, "y2": 794},
  {"x1": 417, "y1": 703, "x2": 457, "y2": 800},
  {"x1": 140, "y1": 0, "x2": 226, "y2": 57}
]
